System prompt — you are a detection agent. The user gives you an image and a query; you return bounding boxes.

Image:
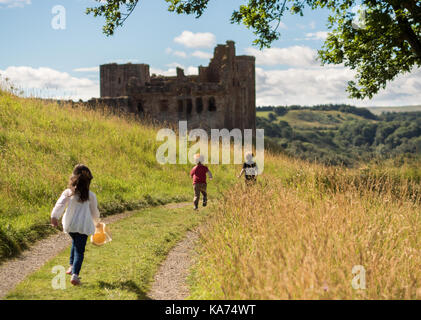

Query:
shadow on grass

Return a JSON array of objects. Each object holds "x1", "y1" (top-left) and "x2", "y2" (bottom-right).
[{"x1": 98, "y1": 280, "x2": 152, "y2": 300}]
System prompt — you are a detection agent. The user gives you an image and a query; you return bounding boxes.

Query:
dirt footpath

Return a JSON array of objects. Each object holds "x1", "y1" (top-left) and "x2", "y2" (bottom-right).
[
  {"x1": 148, "y1": 230, "x2": 199, "y2": 300},
  {"x1": 0, "y1": 202, "x2": 191, "y2": 300}
]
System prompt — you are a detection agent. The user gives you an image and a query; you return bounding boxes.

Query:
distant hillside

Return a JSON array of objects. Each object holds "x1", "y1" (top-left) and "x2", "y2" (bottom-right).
[
  {"x1": 367, "y1": 105, "x2": 421, "y2": 115},
  {"x1": 257, "y1": 104, "x2": 421, "y2": 166},
  {"x1": 258, "y1": 109, "x2": 372, "y2": 130}
]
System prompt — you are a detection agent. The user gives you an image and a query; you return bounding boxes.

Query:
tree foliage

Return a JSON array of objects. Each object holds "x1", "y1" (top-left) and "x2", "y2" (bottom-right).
[
  {"x1": 257, "y1": 105, "x2": 421, "y2": 166},
  {"x1": 86, "y1": 0, "x2": 420, "y2": 99}
]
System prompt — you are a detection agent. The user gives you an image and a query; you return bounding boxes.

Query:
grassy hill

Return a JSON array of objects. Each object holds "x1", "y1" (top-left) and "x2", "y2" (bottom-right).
[
  {"x1": 0, "y1": 90, "x2": 237, "y2": 261},
  {"x1": 2, "y1": 92, "x2": 421, "y2": 299},
  {"x1": 257, "y1": 109, "x2": 370, "y2": 130}
]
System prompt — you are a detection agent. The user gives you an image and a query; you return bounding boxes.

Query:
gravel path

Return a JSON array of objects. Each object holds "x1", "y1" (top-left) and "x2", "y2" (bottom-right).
[
  {"x1": 148, "y1": 230, "x2": 199, "y2": 300},
  {"x1": 0, "y1": 202, "x2": 191, "y2": 300}
]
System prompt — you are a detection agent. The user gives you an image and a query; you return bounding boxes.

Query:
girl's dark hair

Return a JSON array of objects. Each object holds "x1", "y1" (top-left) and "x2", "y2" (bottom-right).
[{"x1": 68, "y1": 164, "x2": 93, "y2": 202}]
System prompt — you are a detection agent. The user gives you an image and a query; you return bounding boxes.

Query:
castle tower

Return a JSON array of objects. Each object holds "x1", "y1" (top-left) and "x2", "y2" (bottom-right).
[{"x1": 100, "y1": 63, "x2": 150, "y2": 97}]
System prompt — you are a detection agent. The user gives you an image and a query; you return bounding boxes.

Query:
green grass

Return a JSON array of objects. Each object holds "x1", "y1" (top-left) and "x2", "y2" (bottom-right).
[
  {"x1": 6, "y1": 152, "x2": 421, "y2": 300},
  {"x1": 6, "y1": 204, "x2": 207, "y2": 300},
  {"x1": 256, "y1": 111, "x2": 271, "y2": 119},
  {"x1": 256, "y1": 110, "x2": 370, "y2": 130},
  {"x1": 278, "y1": 110, "x2": 368, "y2": 129},
  {"x1": 0, "y1": 90, "x2": 237, "y2": 262},
  {"x1": 5, "y1": 89, "x2": 421, "y2": 300}
]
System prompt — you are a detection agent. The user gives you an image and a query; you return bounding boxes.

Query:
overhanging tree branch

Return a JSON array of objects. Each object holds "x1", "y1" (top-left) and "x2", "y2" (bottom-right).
[{"x1": 391, "y1": 2, "x2": 421, "y2": 59}]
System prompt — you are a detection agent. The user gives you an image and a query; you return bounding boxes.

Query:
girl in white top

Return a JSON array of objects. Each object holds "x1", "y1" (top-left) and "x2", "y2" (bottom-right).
[{"x1": 51, "y1": 164, "x2": 100, "y2": 286}]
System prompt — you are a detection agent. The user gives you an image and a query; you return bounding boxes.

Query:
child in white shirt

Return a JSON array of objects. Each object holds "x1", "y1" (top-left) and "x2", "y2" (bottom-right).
[{"x1": 51, "y1": 164, "x2": 100, "y2": 286}]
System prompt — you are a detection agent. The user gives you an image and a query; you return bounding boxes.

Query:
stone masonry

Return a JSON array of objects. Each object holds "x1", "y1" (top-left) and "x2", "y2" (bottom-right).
[{"x1": 89, "y1": 41, "x2": 256, "y2": 132}]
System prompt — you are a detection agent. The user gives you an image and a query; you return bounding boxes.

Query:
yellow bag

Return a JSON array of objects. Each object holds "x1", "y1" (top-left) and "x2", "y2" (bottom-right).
[{"x1": 91, "y1": 222, "x2": 112, "y2": 246}]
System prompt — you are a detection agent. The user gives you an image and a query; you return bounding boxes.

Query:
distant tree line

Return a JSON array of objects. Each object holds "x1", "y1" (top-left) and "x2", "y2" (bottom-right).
[{"x1": 257, "y1": 108, "x2": 421, "y2": 166}]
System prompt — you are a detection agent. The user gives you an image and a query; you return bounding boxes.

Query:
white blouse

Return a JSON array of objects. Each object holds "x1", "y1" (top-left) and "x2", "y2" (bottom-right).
[{"x1": 51, "y1": 189, "x2": 100, "y2": 235}]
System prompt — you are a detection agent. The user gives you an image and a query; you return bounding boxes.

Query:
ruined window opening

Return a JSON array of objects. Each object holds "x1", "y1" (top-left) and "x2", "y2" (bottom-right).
[
  {"x1": 160, "y1": 100, "x2": 169, "y2": 112},
  {"x1": 177, "y1": 100, "x2": 184, "y2": 113},
  {"x1": 196, "y1": 97, "x2": 203, "y2": 114},
  {"x1": 208, "y1": 97, "x2": 216, "y2": 112},
  {"x1": 186, "y1": 99, "x2": 193, "y2": 115},
  {"x1": 118, "y1": 78, "x2": 121, "y2": 84},
  {"x1": 137, "y1": 102, "x2": 144, "y2": 114}
]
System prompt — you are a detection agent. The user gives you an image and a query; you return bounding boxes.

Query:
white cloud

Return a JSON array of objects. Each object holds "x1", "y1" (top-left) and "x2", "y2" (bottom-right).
[
  {"x1": 255, "y1": 66, "x2": 421, "y2": 107},
  {"x1": 150, "y1": 63, "x2": 198, "y2": 77},
  {"x1": 0, "y1": 0, "x2": 31, "y2": 8},
  {"x1": 150, "y1": 68, "x2": 176, "y2": 77},
  {"x1": 73, "y1": 67, "x2": 99, "y2": 73},
  {"x1": 173, "y1": 51, "x2": 187, "y2": 58},
  {"x1": 166, "y1": 47, "x2": 212, "y2": 60},
  {"x1": 185, "y1": 66, "x2": 199, "y2": 75},
  {"x1": 166, "y1": 63, "x2": 199, "y2": 75},
  {"x1": 246, "y1": 46, "x2": 319, "y2": 67},
  {"x1": 174, "y1": 31, "x2": 216, "y2": 48},
  {"x1": 256, "y1": 66, "x2": 352, "y2": 105},
  {"x1": 166, "y1": 62, "x2": 184, "y2": 69},
  {"x1": 165, "y1": 48, "x2": 188, "y2": 58},
  {"x1": 249, "y1": 46, "x2": 419, "y2": 106},
  {"x1": 192, "y1": 50, "x2": 212, "y2": 60},
  {"x1": 303, "y1": 31, "x2": 329, "y2": 41},
  {"x1": 0, "y1": 66, "x2": 99, "y2": 100}
]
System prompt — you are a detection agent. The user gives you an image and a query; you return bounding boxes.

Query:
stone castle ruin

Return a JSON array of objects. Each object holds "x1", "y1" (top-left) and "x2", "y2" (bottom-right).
[{"x1": 89, "y1": 41, "x2": 256, "y2": 133}]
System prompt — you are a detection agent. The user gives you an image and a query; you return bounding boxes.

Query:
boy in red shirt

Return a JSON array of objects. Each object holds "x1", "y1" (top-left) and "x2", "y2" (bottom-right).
[{"x1": 190, "y1": 154, "x2": 213, "y2": 210}]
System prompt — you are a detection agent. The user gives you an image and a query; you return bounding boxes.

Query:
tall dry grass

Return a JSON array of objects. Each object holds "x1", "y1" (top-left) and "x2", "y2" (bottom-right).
[{"x1": 191, "y1": 160, "x2": 421, "y2": 299}]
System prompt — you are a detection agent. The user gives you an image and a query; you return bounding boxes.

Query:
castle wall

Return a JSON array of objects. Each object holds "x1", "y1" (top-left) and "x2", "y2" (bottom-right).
[
  {"x1": 235, "y1": 56, "x2": 256, "y2": 133},
  {"x1": 100, "y1": 63, "x2": 150, "y2": 97},
  {"x1": 128, "y1": 79, "x2": 227, "y2": 132},
  {"x1": 93, "y1": 41, "x2": 256, "y2": 134}
]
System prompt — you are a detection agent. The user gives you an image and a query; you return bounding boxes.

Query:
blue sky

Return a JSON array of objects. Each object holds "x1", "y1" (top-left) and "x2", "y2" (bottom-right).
[{"x1": 1, "y1": 0, "x2": 420, "y2": 106}]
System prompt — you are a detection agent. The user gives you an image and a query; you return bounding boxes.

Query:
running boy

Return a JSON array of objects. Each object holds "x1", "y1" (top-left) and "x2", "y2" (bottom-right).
[
  {"x1": 238, "y1": 152, "x2": 258, "y2": 184},
  {"x1": 190, "y1": 154, "x2": 213, "y2": 210}
]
